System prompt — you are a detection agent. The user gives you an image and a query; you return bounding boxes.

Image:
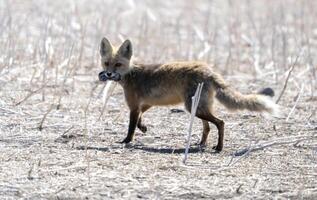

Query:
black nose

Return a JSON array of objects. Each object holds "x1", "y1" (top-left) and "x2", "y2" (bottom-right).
[
  {"x1": 99, "y1": 71, "x2": 108, "y2": 81},
  {"x1": 106, "y1": 72, "x2": 112, "y2": 77}
]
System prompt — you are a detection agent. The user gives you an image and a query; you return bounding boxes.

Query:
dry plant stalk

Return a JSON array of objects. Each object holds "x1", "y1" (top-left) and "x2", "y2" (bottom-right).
[
  {"x1": 183, "y1": 83, "x2": 204, "y2": 164},
  {"x1": 38, "y1": 62, "x2": 74, "y2": 130},
  {"x1": 38, "y1": 104, "x2": 55, "y2": 131},
  {"x1": 83, "y1": 82, "x2": 99, "y2": 185},
  {"x1": 276, "y1": 51, "x2": 301, "y2": 104},
  {"x1": 229, "y1": 135, "x2": 315, "y2": 166},
  {"x1": 286, "y1": 84, "x2": 304, "y2": 121},
  {"x1": 38, "y1": 49, "x2": 74, "y2": 130},
  {"x1": 15, "y1": 80, "x2": 49, "y2": 106},
  {"x1": 57, "y1": 51, "x2": 74, "y2": 108}
]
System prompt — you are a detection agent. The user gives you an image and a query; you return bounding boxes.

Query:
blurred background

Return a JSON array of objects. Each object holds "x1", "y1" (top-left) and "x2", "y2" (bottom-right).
[
  {"x1": 1, "y1": 0, "x2": 316, "y2": 118},
  {"x1": 1, "y1": 0, "x2": 316, "y2": 80}
]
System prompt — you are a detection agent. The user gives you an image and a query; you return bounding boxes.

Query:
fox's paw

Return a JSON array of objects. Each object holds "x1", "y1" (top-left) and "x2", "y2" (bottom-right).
[
  {"x1": 212, "y1": 145, "x2": 223, "y2": 153},
  {"x1": 138, "y1": 125, "x2": 147, "y2": 133},
  {"x1": 120, "y1": 137, "x2": 132, "y2": 144},
  {"x1": 199, "y1": 140, "x2": 207, "y2": 146}
]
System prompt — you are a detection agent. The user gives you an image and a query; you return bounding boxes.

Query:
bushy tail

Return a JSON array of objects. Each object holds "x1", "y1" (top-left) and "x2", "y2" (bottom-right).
[{"x1": 215, "y1": 87, "x2": 278, "y2": 114}]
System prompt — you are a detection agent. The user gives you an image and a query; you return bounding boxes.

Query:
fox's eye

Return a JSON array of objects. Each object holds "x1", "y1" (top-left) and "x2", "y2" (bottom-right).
[
  {"x1": 115, "y1": 63, "x2": 123, "y2": 67},
  {"x1": 104, "y1": 62, "x2": 109, "y2": 66}
]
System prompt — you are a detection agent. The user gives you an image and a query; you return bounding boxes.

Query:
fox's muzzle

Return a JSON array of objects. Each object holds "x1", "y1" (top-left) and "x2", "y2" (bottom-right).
[{"x1": 99, "y1": 71, "x2": 121, "y2": 82}]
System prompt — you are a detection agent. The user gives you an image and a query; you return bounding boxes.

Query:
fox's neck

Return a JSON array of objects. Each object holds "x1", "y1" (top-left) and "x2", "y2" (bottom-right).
[
  {"x1": 119, "y1": 64, "x2": 140, "y2": 86},
  {"x1": 119, "y1": 62, "x2": 161, "y2": 86}
]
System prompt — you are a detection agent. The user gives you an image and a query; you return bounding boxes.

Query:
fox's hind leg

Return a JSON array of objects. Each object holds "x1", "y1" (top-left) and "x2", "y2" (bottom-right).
[
  {"x1": 137, "y1": 105, "x2": 151, "y2": 133},
  {"x1": 184, "y1": 88, "x2": 224, "y2": 152},
  {"x1": 200, "y1": 120, "x2": 210, "y2": 146},
  {"x1": 196, "y1": 112, "x2": 224, "y2": 152}
]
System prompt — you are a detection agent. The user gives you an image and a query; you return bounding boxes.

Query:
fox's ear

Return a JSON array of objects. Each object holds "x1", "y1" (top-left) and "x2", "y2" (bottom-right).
[
  {"x1": 117, "y1": 39, "x2": 133, "y2": 59},
  {"x1": 100, "y1": 37, "x2": 113, "y2": 57}
]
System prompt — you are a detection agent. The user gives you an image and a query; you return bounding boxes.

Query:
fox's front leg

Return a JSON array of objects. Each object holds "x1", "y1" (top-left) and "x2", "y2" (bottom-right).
[
  {"x1": 137, "y1": 117, "x2": 147, "y2": 133},
  {"x1": 121, "y1": 109, "x2": 140, "y2": 143},
  {"x1": 136, "y1": 105, "x2": 151, "y2": 133}
]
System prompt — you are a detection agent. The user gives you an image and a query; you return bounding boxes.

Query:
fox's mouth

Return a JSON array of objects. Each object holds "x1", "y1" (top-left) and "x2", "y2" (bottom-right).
[{"x1": 98, "y1": 71, "x2": 121, "y2": 82}]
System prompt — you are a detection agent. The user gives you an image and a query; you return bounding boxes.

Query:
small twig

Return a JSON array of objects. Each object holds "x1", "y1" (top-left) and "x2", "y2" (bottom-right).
[
  {"x1": 40, "y1": 165, "x2": 87, "y2": 173},
  {"x1": 228, "y1": 142, "x2": 255, "y2": 167},
  {"x1": 233, "y1": 136, "x2": 314, "y2": 159},
  {"x1": 286, "y1": 84, "x2": 304, "y2": 121},
  {"x1": 61, "y1": 125, "x2": 74, "y2": 136},
  {"x1": 276, "y1": 52, "x2": 301, "y2": 104},
  {"x1": 27, "y1": 163, "x2": 34, "y2": 180},
  {"x1": 306, "y1": 109, "x2": 316, "y2": 121},
  {"x1": 29, "y1": 67, "x2": 37, "y2": 85},
  {"x1": 57, "y1": 45, "x2": 75, "y2": 108},
  {"x1": 15, "y1": 81, "x2": 49, "y2": 106},
  {"x1": 83, "y1": 82, "x2": 99, "y2": 185},
  {"x1": 84, "y1": 122, "x2": 90, "y2": 185},
  {"x1": 253, "y1": 138, "x2": 312, "y2": 151},
  {"x1": 38, "y1": 104, "x2": 55, "y2": 131},
  {"x1": 38, "y1": 61, "x2": 72, "y2": 130},
  {"x1": 236, "y1": 184, "x2": 243, "y2": 194},
  {"x1": 84, "y1": 83, "x2": 99, "y2": 114}
]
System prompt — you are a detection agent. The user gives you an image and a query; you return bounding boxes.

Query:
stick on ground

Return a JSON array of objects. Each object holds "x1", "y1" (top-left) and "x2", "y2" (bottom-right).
[{"x1": 183, "y1": 83, "x2": 204, "y2": 164}]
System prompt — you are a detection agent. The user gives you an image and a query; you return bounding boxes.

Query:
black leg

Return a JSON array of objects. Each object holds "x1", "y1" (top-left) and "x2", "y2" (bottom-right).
[{"x1": 121, "y1": 109, "x2": 140, "y2": 143}]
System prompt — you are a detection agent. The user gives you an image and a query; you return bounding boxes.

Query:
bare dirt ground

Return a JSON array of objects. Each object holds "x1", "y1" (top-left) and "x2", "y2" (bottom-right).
[{"x1": 0, "y1": 0, "x2": 316, "y2": 199}]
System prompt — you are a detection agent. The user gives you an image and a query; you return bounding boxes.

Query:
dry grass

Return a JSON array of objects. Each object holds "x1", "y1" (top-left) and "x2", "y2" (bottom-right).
[{"x1": 0, "y1": 0, "x2": 317, "y2": 199}]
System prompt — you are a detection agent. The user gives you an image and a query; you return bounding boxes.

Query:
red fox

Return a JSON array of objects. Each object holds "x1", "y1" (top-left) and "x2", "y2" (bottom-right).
[{"x1": 98, "y1": 38, "x2": 278, "y2": 151}]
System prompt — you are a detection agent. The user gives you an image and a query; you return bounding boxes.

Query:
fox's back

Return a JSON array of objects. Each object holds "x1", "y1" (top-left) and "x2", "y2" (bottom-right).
[{"x1": 122, "y1": 61, "x2": 222, "y2": 106}]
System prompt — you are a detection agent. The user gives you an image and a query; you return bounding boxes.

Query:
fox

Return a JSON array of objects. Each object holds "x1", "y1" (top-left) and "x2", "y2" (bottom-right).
[{"x1": 98, "y1": 37, "x2": 278, "y2": 151}]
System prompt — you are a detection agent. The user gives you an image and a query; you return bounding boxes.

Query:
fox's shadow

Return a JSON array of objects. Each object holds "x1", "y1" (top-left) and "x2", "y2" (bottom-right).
[
  {"x1": 132, "y1": 145, "x2": 204, "y2": 154},
  {"x1": 76, "y1": 144, "x2": 209, "y2": 154}
]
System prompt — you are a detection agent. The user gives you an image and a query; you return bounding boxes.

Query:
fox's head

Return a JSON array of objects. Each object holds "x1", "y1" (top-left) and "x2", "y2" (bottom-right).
[{"x1": 99, "y1": 38, "x2": 133, "y2": 82}]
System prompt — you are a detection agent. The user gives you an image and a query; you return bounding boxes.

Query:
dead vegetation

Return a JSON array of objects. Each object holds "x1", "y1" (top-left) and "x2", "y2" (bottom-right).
[{"x1": 0, "y1": 0, "x2": 316, "y2": 199}]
